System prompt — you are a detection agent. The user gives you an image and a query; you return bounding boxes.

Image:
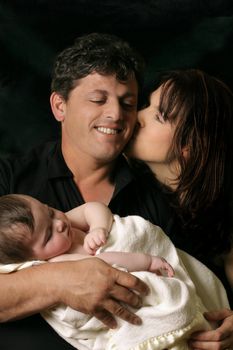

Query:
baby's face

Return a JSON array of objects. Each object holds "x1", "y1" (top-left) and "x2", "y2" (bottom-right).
[{"x1": 24, "y1": 196, "x2": 72, "y2": 260}]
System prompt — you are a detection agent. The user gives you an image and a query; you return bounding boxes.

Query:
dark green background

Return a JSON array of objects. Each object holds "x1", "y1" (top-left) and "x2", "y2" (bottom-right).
[{"x1": 0, "y1": 0, "x2": 233, "y2": 155}]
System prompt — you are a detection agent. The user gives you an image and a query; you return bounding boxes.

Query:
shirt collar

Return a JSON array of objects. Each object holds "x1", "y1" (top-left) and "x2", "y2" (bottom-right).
[
  {"x1": 112, "y1": 155, "x2": 135, "y2": 198},
  {"x1": 47, "y1": 141, "x2": 134, "y2": 192},
  {"x1": 47, "y1": 141, "x2": 73, "y2": 179}
]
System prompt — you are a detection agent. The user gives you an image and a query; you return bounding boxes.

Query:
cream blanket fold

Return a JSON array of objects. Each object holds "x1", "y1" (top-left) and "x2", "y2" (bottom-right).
[{"x1": 0, "y1": 215, "x2": 229, "y2": 350}]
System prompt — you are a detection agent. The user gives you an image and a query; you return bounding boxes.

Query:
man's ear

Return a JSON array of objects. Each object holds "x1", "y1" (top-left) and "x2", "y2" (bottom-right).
[{"x1": 50, "y1": 92, "x2": 66, "y2": 122}]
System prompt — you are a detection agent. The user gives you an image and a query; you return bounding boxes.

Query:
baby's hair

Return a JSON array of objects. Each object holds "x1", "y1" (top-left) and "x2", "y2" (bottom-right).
[{"x1": 0, "y1": 194, "x2": 35, "y2": 263}]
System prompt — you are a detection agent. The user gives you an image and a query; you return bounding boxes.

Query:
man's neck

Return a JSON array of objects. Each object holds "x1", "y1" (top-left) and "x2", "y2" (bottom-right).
[{"x1": 62, "y1": 143, "x2": 116, "y2": 204}]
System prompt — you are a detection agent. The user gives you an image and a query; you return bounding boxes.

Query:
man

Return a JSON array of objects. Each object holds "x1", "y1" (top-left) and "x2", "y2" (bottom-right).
[{"x1": 0, "y1": 33, "x2": 170, "y2": 349}]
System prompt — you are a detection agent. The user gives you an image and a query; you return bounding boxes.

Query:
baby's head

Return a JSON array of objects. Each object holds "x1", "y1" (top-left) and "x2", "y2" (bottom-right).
[
  {"x1": 0, "y1": 194, "x2": 72, "y2": 264},
  {"x1": 0, "y1": 194, "x2": 35, "y2": 264}
]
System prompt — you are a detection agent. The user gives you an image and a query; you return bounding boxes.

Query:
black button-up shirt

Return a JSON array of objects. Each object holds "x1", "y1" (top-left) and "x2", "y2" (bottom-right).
[
  {"x1": 0, "y1": 140, "x2": 174, "y2": 350},
  {"x1": 0, "y1": 140, "x2": 173, "y2": 231}
]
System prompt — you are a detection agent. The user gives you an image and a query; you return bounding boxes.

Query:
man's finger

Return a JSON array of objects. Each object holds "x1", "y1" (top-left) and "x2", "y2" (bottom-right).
[
  {"x1": 103, "y1": 299, "x2": 142, "y2": 326},
  {"x1": 94, "y1": 309, "x2": 118, "y2": 329},
  {"x1": 110, "y1": 284, "x2": 142, "y2": 308},
  {"x1": 114, "y1": 269, "x2": 149, "y2": 296}
]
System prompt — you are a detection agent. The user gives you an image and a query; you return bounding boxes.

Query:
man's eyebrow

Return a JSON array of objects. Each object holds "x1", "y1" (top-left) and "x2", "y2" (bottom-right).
[
  {"x1": 87, "y1": 89, "x2": 107, "y2": 95},
  {"x1": 121, "y1": 92, "x2": 137, "y2": 98},
  {"x1": 87, "y1": 90, "x2": 137, "y2": 97}
]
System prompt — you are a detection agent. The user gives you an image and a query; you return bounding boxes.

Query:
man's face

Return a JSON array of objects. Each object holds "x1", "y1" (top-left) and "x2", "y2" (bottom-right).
[{"x1": 53, "y1": 73, "x2": 138, "y2": 164}]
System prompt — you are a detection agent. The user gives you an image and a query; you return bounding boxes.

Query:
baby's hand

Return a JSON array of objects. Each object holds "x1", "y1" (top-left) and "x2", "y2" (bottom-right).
[
  {"x1": 83, "y1": 228, "x2": 109, "y2": 255},
  {"x1": 149, "y1": 256, "x2": 174, "y2": 277}
]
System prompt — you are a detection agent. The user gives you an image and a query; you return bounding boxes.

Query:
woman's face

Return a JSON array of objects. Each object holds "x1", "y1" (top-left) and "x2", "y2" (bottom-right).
[{"x1": 126, "y1": 85, "x2": 177, "y2": 170}]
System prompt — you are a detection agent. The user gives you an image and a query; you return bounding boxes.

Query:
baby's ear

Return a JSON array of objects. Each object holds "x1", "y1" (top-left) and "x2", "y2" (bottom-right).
[{"x1": 50, "y1": 92, "x2": 66, "y2": 122}]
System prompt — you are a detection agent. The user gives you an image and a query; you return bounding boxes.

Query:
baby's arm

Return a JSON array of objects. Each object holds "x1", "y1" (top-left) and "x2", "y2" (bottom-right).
[
  {"x1": 50, "y1": 251, "x2": 174, "y2": 277},
  {"x1": 66, "y1": 202, "x2": 113, "y2": 254},
  {"x1": 98, "y1": 252, "x2": 174, "y2": 277}
]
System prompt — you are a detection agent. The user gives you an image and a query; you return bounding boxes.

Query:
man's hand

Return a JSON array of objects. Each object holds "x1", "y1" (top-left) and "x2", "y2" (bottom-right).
[
  {"x1": 189, "y1": 308, "x2": 233, "y2": 350},
  {"x1": 52, "y1": 258, "x2": 149, "y2": 328}
]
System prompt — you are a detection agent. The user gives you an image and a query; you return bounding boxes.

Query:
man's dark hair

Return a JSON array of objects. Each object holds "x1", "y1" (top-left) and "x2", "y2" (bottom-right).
[{"x1": 51, "y1": 32, "x2": 145, "y2": 100}]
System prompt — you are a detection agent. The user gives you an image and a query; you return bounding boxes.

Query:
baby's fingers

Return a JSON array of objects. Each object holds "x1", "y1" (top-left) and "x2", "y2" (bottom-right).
[
  {"x1": 83, "y1": 238, "x2": 98, "y2": 255},
  {"x1": 93, "y1": 234, "x2": 106, "y2": 246},
  {"x1": 164, "y1": 263, "x2": 175, "y2": 277}
]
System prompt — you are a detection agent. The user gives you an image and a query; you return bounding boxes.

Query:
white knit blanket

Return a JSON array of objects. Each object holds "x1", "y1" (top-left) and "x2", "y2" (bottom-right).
[{"x1": 0, "y1": 215, "x2": 229, "y2": 350}]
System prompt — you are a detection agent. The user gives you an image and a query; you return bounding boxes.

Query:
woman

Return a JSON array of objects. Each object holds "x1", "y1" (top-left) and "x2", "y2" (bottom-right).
[{"x1": 126, "y1": 69, "x2": 233, "y2": 350}]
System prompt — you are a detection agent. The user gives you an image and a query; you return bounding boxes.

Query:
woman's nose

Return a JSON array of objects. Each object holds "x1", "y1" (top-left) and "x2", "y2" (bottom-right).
[{"x1": 137, "y1": 110, "x2": 145, "y2": 126}]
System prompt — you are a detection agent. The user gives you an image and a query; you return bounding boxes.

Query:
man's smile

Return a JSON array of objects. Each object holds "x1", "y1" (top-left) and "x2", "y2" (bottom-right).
[{"x1": 95, "y1": 127, "x2": 123, "y2": 135}]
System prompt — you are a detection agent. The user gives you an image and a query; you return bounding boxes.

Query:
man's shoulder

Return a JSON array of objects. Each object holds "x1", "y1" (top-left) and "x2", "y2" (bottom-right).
[
  {"x1": 0, "y1": 141, "x2": 60, "y2": 194},
  {"x1": 0, "y1": 141, "x2": 59, "y2": 168}
]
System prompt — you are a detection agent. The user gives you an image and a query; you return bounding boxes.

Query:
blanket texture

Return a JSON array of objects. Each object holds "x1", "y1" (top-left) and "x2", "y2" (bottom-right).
[{"x1": 0, "y1": 215, "x2": 229, "y2": 350}]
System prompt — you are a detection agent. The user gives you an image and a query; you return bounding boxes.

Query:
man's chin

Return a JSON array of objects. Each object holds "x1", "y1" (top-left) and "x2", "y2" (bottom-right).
[{"x1": 95, "y1": 148, "x2": 125, "y2": 162}]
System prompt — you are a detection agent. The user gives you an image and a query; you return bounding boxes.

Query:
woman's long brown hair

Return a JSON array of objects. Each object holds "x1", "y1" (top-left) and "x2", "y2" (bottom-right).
[{"x1": 157, "y1": 69, "x2": 233, "y2": 221}]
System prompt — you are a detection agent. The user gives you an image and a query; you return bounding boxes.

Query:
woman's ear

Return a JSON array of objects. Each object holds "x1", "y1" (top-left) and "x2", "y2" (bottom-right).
[
  {"x1": 182, "y1": 146, "x2": 189, "y2": 159},
  {"x1": 50, "y1": 92, "x2": 66, "y2": 122}
]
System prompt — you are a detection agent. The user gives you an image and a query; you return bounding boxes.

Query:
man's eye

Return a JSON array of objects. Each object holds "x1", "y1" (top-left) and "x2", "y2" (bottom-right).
[
  {"x1": 90, "y1": 99, "x2": 105, "y2": 104},
  {"x1": 122, "y1": 102, "x2": 136, "y2": 110}
]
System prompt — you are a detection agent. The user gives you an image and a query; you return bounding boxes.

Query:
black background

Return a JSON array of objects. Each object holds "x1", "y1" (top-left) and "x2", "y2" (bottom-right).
[{"x1": 0, "y1": 0, "x2": 233, "y2": 155}]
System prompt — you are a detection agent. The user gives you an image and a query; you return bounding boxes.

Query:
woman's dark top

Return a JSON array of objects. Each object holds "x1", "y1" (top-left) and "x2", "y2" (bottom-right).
[{"x1": 132, "y1": 161, "x2": 233, "y2": 307}]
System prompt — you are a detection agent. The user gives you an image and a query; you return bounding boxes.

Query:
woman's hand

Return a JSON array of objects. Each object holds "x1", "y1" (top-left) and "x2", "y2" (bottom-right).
[{"x1": 189, "y1": 308, "x2": 233, "y2": 350}]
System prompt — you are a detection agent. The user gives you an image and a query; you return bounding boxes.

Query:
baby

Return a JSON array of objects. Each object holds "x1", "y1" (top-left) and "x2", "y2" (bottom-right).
[
  {"x1": 0, "y1": 193, "x2": 174, "y2": 277},
  {"x1": 0, "y1": 194, "x2": 228, "y2": 350}
]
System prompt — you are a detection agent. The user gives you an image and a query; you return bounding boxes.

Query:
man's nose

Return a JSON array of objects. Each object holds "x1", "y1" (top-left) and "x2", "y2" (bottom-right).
[{"x1": 104, "y1": 101, "x2": 122, "y2": 121}]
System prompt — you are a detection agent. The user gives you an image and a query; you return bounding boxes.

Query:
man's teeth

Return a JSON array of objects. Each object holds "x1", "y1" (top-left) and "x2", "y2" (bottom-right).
[{"x1": 96, "y1": 127, "x2": 120, "y2": 135}]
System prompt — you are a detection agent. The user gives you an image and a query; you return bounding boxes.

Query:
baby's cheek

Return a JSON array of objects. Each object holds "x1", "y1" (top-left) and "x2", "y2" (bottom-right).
[{"x1": 47, "y1": 239, "x2": 62, "y2": 256}]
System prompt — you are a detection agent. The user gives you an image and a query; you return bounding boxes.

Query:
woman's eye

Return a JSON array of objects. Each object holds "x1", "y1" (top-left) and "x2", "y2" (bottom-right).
[{"x1": 154, "y1": 112, "x2": 165, "y2": 123}]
